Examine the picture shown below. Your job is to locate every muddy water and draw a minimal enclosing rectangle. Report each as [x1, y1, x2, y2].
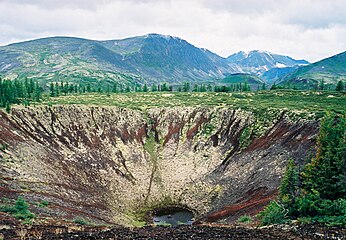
[153, 210, 194, 226]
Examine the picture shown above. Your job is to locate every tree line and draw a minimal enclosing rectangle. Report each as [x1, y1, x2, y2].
[1, 76, 345, 112]
[49, 80, 258, 97]
[271, 79, 345, 92]
[0, 78, 43, 112]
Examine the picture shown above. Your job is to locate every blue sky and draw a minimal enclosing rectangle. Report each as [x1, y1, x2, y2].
[0, 0, 345, 62]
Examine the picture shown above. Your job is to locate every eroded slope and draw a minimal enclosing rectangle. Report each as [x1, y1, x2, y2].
[0, 105, 318, 225]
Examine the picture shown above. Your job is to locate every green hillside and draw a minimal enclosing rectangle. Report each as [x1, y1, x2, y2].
[0, 37, 139, 89]
[280, 51, 346, 88]
[0, 35, 235, 88]
[220, 73, 264, 84]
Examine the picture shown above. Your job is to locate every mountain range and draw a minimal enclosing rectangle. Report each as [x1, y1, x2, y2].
[226, 50, 308, 75]
[278, 51, 346, 88]
[0, 33, 344, 88]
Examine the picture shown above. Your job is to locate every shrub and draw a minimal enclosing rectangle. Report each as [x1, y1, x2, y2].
[297, 194, 346, 220]
[257, 201, 289, 225]
[0, 197, 35, 221]
[237, 215, 253, 223]
[74, 217, 88, 225]
[38, 200, 49, 208]
[296, 191, 321, 217]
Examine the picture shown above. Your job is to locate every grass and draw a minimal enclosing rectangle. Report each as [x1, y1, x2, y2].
[132, 220, 147, 228]
[41, 90, 346, 115]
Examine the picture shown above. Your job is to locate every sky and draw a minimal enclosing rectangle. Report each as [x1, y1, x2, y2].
[0, 0, 346, 62]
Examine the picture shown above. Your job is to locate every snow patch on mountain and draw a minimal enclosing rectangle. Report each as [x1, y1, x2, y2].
[276, 63, 287, 68]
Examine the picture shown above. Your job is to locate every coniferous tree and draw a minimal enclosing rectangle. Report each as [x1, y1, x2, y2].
[151, 84, 158, 92]
[49, 82, 55, 96]
[161, 83, 169, 91]
[106, 85, 110, 94]
[33, 81, 41, 101]
[86, 83, 91, 92]
[303, 113, 346, 200]
[55, 82, 60, 96]
[143, 83, 148, 92]
[183, 82, 190, 92]
[280, 160, 299, 202]
[243, 82, 250, 92]
[320, 79, 325, 91]
[262, 83, 266, 90]
[112, 84, 118, 93]
[335, 80, 345, 92]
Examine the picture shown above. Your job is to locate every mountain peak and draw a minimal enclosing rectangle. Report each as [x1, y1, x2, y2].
[227, 50, 309, 75]
[143, 33, 182, 41]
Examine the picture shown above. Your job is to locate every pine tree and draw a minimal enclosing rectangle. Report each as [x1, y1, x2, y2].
[55, 82, 60, 96]
[143, 83, 148, 92]
[151, 84, 158, 92]
[280, 160, 299, 202]
[86, 84, 91, 92]
[161, 83, 168, 91]
[243, 82, 250, 92]
[33, 81, 41, 101]
[320, 79, 325, 91]
[112, 84, 118, 93]
[335, 80, 345, 92]
[50, 83, 55, 97]
[183, 82, 190, 92]
[262, 83, 266, 90]
[303, 113, 346, 200]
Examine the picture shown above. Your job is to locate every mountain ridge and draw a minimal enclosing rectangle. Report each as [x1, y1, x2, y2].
[227, 50, 309, 76]
[0, 34, 313, 87]
[278, 51, 346, 87]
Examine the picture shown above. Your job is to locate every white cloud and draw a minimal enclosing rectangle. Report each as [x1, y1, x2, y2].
[0, 0, 346, 62]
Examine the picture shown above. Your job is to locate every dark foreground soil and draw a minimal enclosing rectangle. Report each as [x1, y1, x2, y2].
[1, 224, 346, 240]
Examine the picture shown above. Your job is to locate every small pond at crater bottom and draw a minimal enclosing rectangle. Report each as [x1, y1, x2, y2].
[153, 209, 194, 226]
